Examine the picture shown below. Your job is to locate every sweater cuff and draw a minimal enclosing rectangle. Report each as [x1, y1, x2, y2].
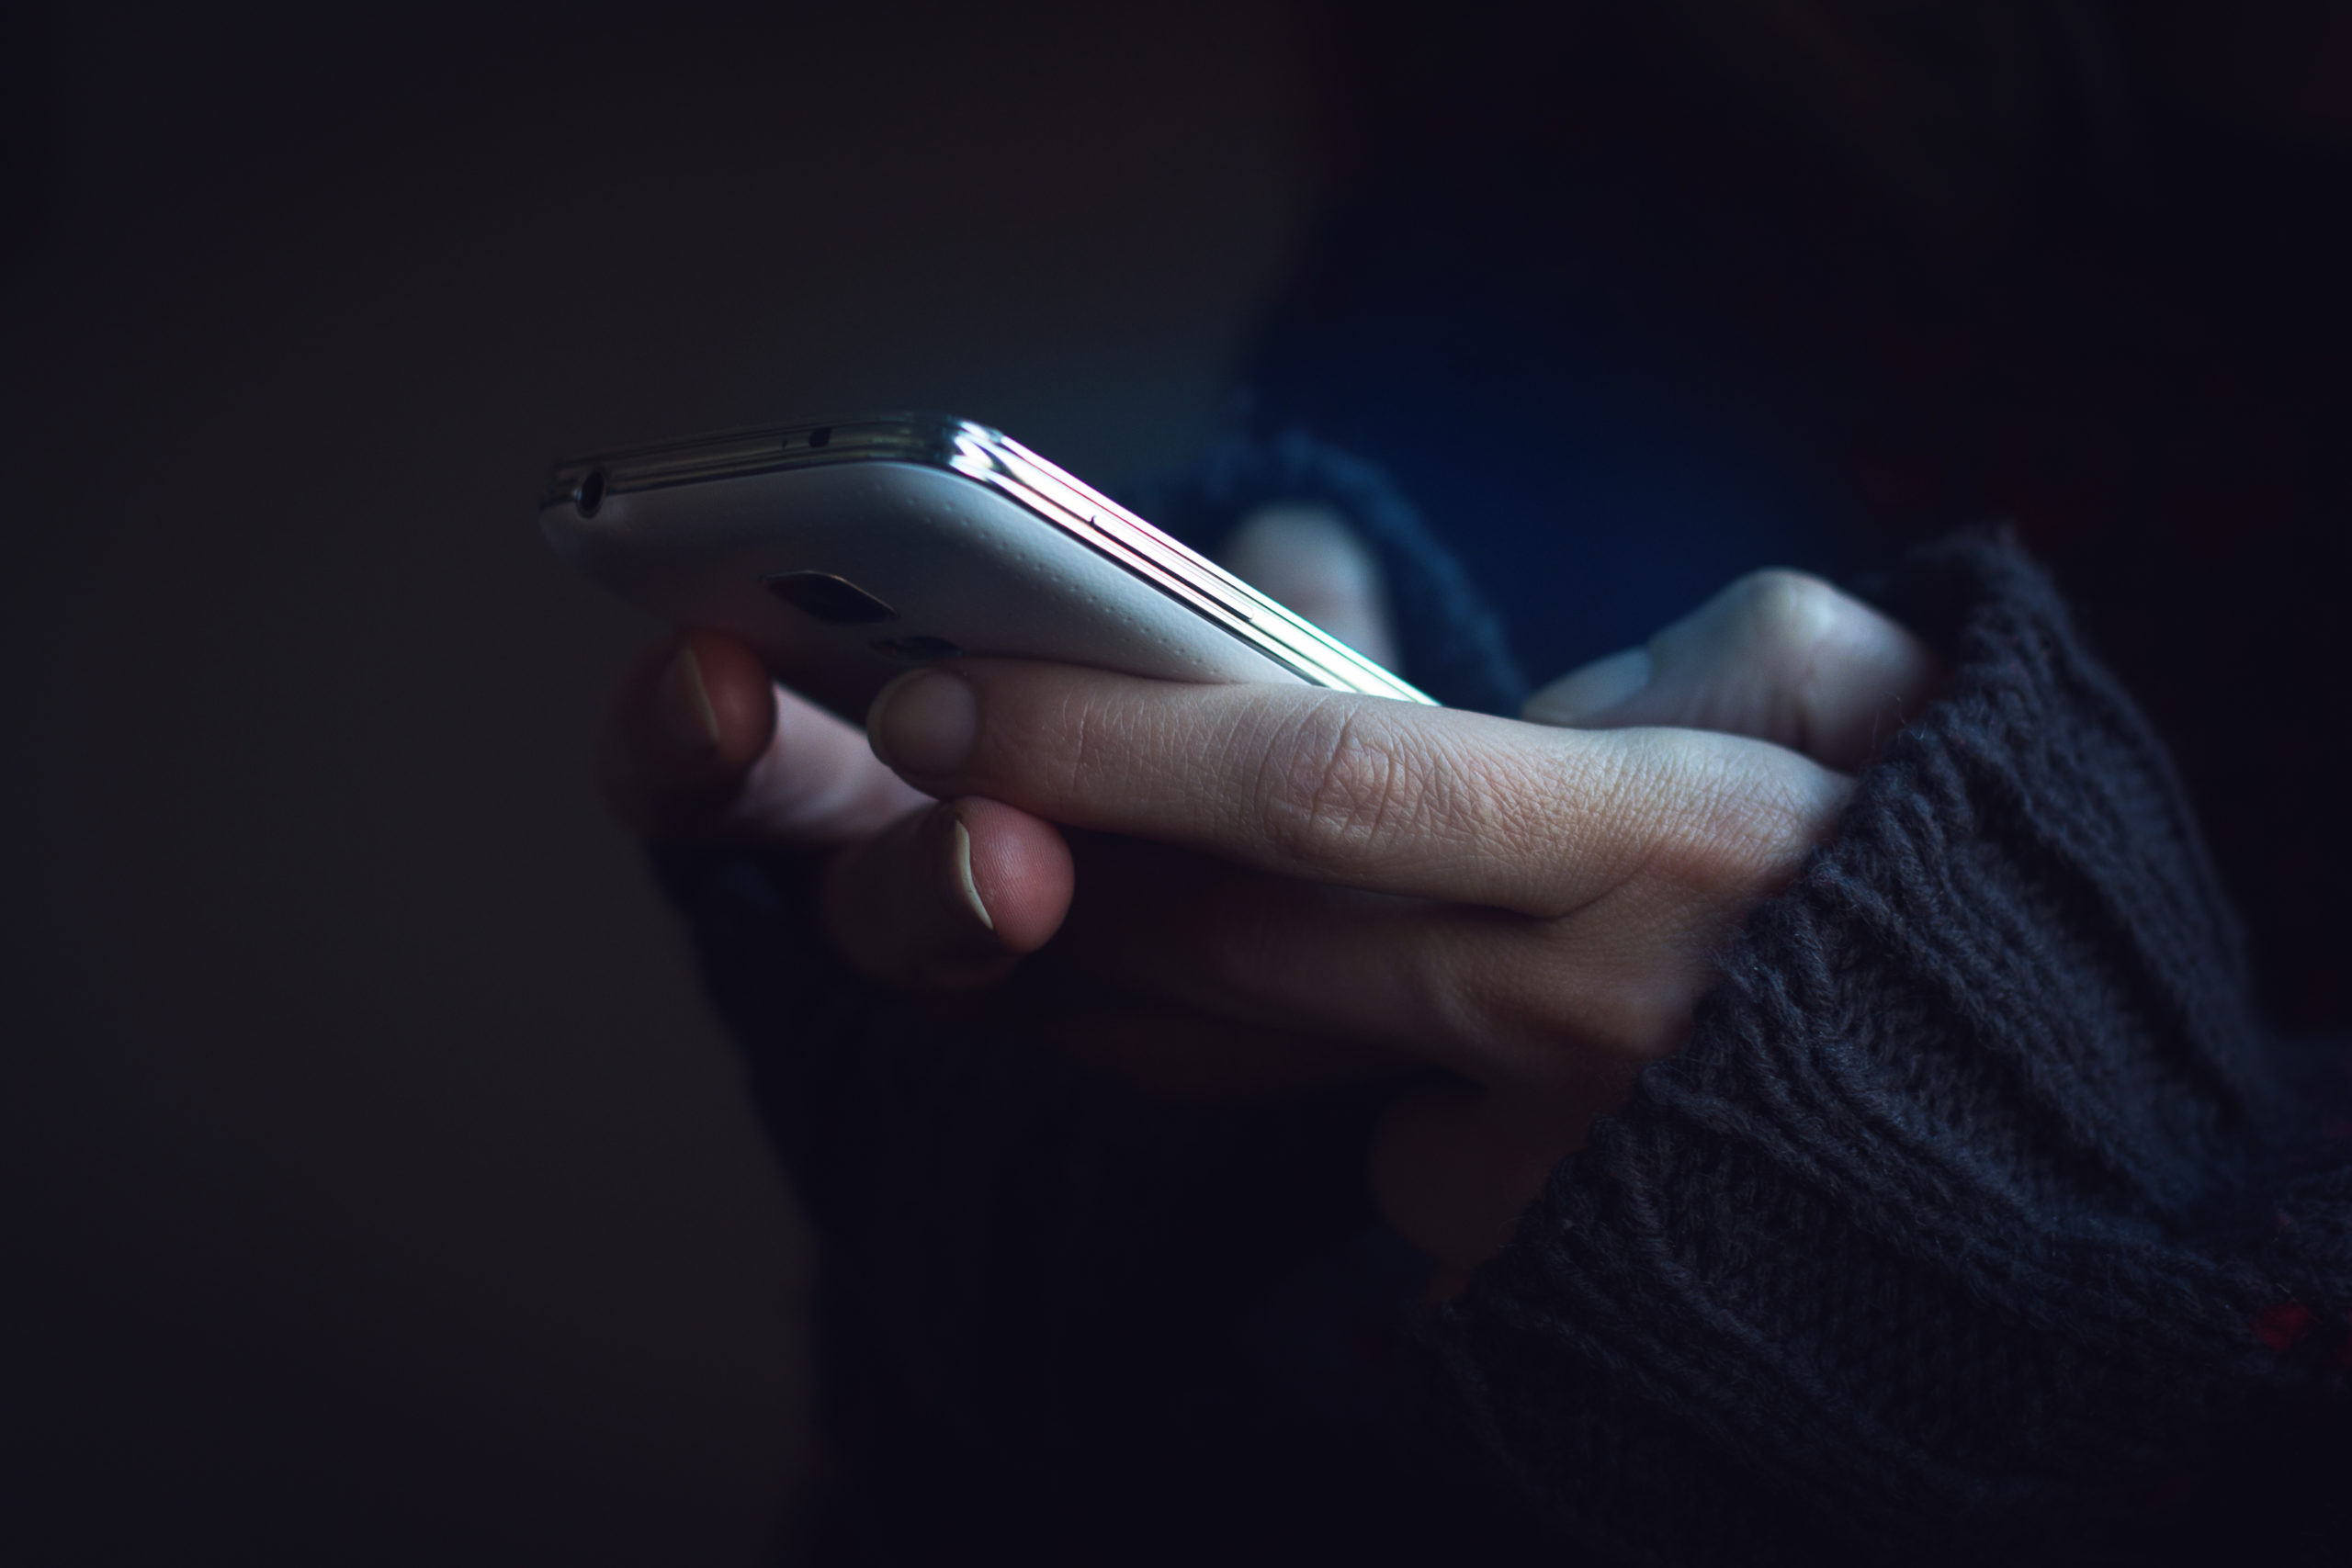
[1430, 534, 2314, 1558]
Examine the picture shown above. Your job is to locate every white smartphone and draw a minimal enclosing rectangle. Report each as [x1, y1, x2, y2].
[538, 412, 1433, 722]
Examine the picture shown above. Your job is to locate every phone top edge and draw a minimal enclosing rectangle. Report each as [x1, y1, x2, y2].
[541, 412, 967, 510]
[542, 412, 1435, 706]
[979, 434, 1433, 707]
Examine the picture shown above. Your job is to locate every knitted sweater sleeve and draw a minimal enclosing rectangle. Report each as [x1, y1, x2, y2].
[1427, 533, 2352, 1562]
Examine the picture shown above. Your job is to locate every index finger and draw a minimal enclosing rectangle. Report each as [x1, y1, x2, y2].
[863, 660, 1838, 916]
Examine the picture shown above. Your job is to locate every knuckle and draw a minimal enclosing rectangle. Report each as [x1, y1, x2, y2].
[1727, 570, 1861, 744]
[1733, 569, 1844, 660]
[1251, 705, 1434, 871]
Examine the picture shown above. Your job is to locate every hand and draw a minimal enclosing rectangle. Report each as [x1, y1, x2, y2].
[596, 505, 1400, 992]
[849, 567, 1940, 1278]
[603, 525, 1941, 1282]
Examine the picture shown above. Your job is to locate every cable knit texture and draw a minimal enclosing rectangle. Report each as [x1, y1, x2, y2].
[653, 441, 2352, 1562]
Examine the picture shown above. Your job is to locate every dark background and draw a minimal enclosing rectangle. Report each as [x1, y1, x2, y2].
[2, 4, 1327, 1561]
[9, 2, 2351, 1562]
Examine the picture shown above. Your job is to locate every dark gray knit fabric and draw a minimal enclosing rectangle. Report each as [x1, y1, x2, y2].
[654, 475, 2352, 1562]
[1427, 534, 2351, 1562]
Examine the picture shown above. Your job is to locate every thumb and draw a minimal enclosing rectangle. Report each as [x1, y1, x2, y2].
[820, 795, 1074, 991]
[1521, 570, 1945, 772]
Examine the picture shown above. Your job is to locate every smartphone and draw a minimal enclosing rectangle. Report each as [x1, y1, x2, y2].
[539, 412, 1432, 721]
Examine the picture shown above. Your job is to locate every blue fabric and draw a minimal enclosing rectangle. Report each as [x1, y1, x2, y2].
[1239, 235, 1870, 685]
[1124, 425, 1527, 715]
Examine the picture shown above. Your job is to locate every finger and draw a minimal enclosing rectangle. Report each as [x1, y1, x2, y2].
[602, 629, 926, 842]
[864, 660, 1843, 916]
[1218, 504, 1399, 668]
[1522, 570, 1946, 772]
[732, 682, 933, 843]
[600, 630, 775, 835]
[1057, 837, 1719, 1078]
[820, 795, 1074, 990]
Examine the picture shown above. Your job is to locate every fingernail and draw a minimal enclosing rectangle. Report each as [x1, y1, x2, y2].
[657, 644, 722, 750]
[948, 817, 994, 931]
[868, 670, 978, 774]
[1522, 647, 1652, 727]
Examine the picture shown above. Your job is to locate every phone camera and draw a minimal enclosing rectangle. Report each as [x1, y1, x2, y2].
[764, 570, 895, 624]
[574, 468, 606, 518]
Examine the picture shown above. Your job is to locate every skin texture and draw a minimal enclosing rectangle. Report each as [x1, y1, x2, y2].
[601, 510, 1944, 1279]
